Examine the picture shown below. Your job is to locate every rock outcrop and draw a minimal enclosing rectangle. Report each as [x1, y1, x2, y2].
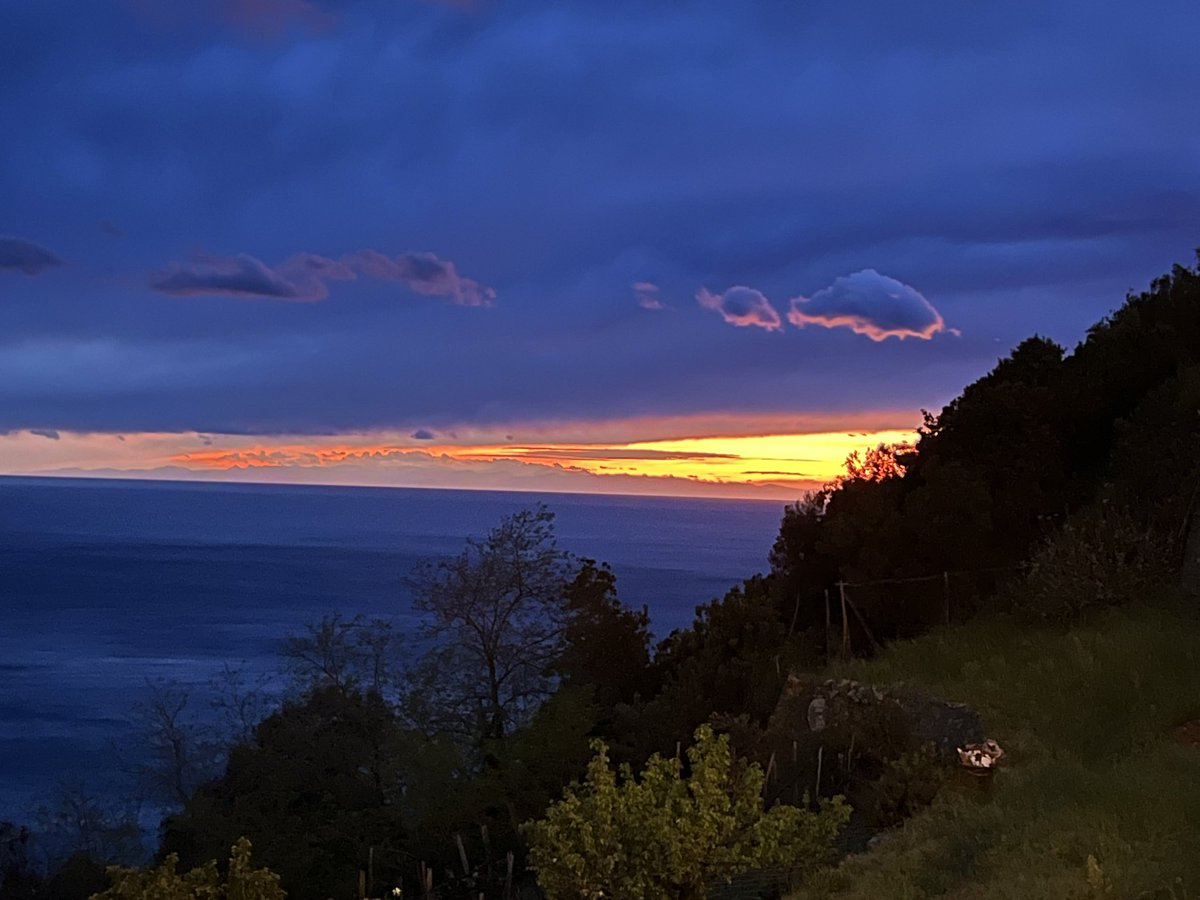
[769, 675, 985, 763]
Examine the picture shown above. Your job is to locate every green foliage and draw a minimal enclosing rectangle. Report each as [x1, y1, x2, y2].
[1019, 505, 1172, 620]
[524, 724, 850, 900]
[91, 838, 282, 900]
[556, 558, 654, 718]
[791, 599, 1200, 900]
[161, 688, 407, 900]
[870, 742, 945, 828]
[618, 576, 809, 763]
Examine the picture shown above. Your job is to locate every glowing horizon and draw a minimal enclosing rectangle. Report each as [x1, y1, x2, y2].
[0, 412, 921, 501]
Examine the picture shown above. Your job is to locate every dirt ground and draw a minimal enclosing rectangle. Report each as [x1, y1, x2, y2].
[1170, 720, 1200, 748]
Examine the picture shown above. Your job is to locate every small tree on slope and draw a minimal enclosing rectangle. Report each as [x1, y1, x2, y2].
[524, 724, 850, 900]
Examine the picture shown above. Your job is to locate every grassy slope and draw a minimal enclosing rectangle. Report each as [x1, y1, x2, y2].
[790, 595, 1200, 900]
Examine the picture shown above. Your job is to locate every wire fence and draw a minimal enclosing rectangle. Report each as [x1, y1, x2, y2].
[786, 563, 1024, 661]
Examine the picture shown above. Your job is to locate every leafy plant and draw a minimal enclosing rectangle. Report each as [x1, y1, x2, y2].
[91, 838, 283, 900]
[1020, 505, 1171, 620]
[871, 742, 946, 827]
[524, 724, 850, 900]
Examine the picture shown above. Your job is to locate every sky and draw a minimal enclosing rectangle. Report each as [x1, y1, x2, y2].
[1, 0, 1198, 500]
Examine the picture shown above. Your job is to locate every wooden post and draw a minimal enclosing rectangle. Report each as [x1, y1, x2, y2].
[814, 745, 823, 801]
[358, 870, 366, 900]
[793, 739, 799, 805]
[943, 571, 951, 626]
[456, 833, 470, 877]
[823, 588, 832, 660]
[505, 851, 514, 900]
[845, 594, 883, 653]
[838, 582, 850, 659]
[368, 846, 374, 899]
[424, 865, 434, 899]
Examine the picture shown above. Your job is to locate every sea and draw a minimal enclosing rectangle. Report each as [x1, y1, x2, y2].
[0, 476, 786, 827]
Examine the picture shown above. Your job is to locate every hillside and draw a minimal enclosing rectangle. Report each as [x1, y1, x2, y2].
[789, 594, 1200, 899]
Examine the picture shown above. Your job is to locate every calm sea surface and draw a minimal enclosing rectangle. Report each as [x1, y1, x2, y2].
[0, 476, 785, 824]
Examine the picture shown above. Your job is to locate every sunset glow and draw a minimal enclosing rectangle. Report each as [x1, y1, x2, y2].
[0, 417, 921, 500]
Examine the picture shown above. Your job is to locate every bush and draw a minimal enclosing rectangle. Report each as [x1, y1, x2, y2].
[871, 742, 946, 827]
[1019, 506, 1171, 620]
[524, 724, 850, 900]
[90, 838, 283, 900]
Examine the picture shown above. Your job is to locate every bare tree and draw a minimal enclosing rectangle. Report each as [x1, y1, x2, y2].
[282, 613, 402, 700]
[124, 681, 220, 810]
[34, 783, 143, 865]
[404, 505, 573, 744]
[208, 664, 278, 746]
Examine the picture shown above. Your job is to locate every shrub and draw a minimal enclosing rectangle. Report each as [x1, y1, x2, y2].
[1020, 506, 1171, 620]
[871, 742, 946, 827]
[524, 724, 850, 900]
[90, 838, 283, 900]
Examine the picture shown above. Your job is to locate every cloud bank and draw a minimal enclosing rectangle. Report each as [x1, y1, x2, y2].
[0, 236, 63, 276]
[151, 253, 349, 300]
[151, 249, 494, 305]
[346, 250, 495, 307]
[788, 270, 947, 341]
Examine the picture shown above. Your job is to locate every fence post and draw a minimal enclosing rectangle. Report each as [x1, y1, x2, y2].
[456, 833, 470, 877]
[837, 582, 850, 659]
[824, 588, 832, 661]
[943, 571, 951, 626]
[792, 740, 799, 804]
[845, 594, 883, 653]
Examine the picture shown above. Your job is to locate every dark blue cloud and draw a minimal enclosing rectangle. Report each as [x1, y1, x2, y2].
[150, 250, 493, 304]
[0, 0, 1196, 435]
[151, 253, 343, 299]
[0, 236, 63, 276]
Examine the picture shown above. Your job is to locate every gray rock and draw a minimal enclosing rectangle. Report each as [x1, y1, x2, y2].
[771, 675, 985, 763]
[806, 696, 827, 732]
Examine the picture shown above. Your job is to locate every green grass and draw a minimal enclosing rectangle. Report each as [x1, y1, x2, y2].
[789, 594, 1200, 900]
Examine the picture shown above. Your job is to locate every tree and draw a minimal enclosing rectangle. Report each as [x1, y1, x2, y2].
[524, 724, 850, 900]
[92, 838, 282, 900]
[838, 442, 911, 485]
[405, 505, 574, 744]
[555, 559, 653, 720]
[282, 613, 401, 701]
[0, 822, 41, 900]
[124, 681, 221, 811]
[160, 688, 408, 900]
[33, 785, 142, 869]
